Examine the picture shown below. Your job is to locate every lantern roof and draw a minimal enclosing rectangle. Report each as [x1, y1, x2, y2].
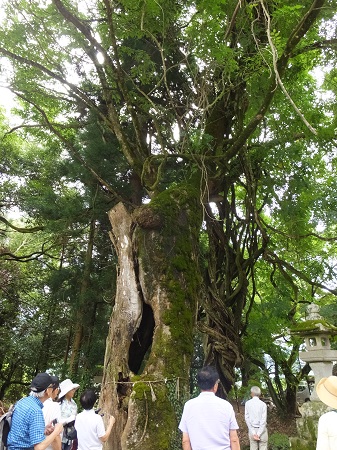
[290, 303, 337, 336]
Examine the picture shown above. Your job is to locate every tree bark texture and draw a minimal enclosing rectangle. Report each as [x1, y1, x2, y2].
[69, 219, 96, 377]
[100, 183, 202, 450]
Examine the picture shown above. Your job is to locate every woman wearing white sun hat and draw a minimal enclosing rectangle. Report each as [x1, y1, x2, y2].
[316, 375, 337, 450]
[58, 379, 80, 450]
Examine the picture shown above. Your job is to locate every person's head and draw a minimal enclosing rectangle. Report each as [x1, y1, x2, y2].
[50, 375, 60, 400]
[316, 376, 337, 409]
[30, 372, 54, 401]
[197, 366, 219, 391]
[58, 379, 80, 402]
[250, 386, 261, 397]
[80, 389, 97, 410]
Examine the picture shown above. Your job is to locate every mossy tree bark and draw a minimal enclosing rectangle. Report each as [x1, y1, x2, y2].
[100, 183, 202, 450]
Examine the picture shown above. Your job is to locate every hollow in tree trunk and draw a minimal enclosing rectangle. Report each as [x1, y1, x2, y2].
[100, 183, 203, 450]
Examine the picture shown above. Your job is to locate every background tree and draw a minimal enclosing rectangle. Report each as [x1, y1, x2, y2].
[0, 118, 115, 397]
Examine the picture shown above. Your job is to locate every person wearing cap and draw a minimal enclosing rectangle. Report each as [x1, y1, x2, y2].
[74, 389, 115, 450]
[58, 379, 79, 450]
[316, 375, 337, 450]
[43, 376, 62, 450]
[7, 373, 63, 450]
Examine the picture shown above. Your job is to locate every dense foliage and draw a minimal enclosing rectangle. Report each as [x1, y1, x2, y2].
[0, 0, 337, 433]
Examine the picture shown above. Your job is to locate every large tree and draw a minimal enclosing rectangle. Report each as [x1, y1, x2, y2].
[1, 0, 337, 447]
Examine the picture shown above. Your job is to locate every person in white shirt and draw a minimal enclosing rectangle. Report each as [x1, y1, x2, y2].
[316, 375, 337, 450]
[178, 366, 240, 450]
[43, 376, 62, 450]
[75, 389, 115, 450]
[244, 386, 268, 450]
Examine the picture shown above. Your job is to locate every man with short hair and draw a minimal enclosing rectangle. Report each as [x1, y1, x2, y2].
[75, 389, 115, 450]
[179, 366, 240, 450]
[244, 386, 268, 450]
[7, 373, 63, 450]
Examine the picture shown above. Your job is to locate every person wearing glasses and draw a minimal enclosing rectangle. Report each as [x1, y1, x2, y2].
[7, 373, 63, 450]
[43, 376, 62, 450]
[179, 366, 241, 450]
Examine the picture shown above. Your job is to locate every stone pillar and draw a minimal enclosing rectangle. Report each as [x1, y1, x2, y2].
[290, 402, 328, 450]
[308, 362, 333, 401]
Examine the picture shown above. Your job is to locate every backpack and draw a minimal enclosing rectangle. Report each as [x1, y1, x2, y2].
[0, 405, 15, 450]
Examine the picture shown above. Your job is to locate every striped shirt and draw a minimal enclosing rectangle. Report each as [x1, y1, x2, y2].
[7, 395, 45, 450]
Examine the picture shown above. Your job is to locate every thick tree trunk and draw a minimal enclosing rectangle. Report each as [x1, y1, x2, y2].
[100, 184, 202, 450]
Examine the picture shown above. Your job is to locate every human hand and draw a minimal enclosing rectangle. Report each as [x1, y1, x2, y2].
[109, 415, 116, 426]
[45, 423, 54, 435]
[54, 423, 64, 434]
[253, 434, 260, 441]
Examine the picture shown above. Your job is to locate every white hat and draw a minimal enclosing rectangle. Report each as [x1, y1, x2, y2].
[59, 379, 79, 398]
[316, 376, 337, 409]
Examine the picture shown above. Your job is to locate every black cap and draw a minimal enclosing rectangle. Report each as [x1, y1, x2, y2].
[31, 373, 52, 392]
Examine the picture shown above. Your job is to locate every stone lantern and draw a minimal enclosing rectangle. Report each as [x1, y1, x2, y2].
[289, 303, 337, 450]
[296, 303, 337, 400]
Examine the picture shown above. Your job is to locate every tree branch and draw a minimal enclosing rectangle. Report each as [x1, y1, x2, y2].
[264, 250, 337, 295]
[12, 90, 123, 201]
[0, 46, 97, 111]
[292, 38, 337, 56]
[0, 246, 58, 262]
[224, 0, 326, 161]
[4, 121, 88, 135]
[0, 217, 44, 233]
[51, 0, 134, 157]
[261, 217, 337, 242]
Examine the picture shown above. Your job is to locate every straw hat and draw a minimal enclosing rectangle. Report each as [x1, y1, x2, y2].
[59, 379, 79, 398]
[316, 376, 337, 409]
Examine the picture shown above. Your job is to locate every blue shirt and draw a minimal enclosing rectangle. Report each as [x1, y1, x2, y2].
[7, 395, 46, 450]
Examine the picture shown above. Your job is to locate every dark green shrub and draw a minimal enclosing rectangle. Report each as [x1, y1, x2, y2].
[269, 433, 290, 450]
